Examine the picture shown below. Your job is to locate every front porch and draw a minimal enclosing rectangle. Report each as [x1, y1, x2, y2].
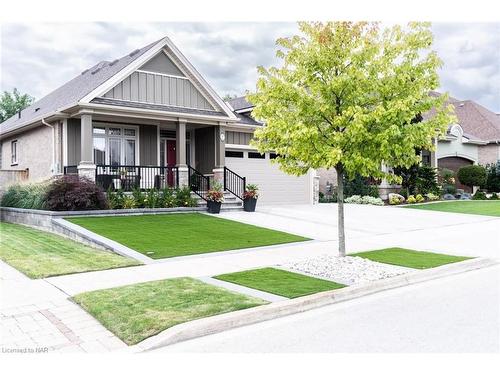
[63, 113, 246, 200]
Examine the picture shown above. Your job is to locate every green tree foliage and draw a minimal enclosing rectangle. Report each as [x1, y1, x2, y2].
[457, 165, 487, 189]
[0, 88, 35, 123]
[248, 22, 455, 255]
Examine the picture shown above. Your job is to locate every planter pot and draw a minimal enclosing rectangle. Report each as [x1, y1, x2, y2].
[243, 197, 257, 212]
[207, 200, 222, 214]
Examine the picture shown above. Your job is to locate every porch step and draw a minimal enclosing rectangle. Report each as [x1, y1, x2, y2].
[191, 191, 243, 211]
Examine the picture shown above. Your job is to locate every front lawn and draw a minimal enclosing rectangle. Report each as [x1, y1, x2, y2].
[404, 200, 500, 217]
[351, 248, 472, 269]
[0, 222, 139, 278]
[215, 267, 346, 298]
[67, 213, 309, 259]
[73, 277, 267, 345]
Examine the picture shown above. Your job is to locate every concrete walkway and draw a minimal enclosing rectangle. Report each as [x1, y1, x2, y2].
[0, 262, 126, 353]
[45, 204, 500, 295]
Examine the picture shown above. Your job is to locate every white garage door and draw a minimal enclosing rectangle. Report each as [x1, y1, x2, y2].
[225, 149, 313, 205]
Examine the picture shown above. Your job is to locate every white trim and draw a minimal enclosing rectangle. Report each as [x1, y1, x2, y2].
[438, 153, 478, 163]
[135, 69, 189, 80]
[95, 97, 221, 115]
[62, 118, 68, 167]
[225, 143, 257, 151]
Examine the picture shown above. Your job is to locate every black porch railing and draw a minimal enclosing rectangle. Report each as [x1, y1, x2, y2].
[94, 165, 179, 192]
[224, 166, 246, 200]
[188, 165, 210, 201]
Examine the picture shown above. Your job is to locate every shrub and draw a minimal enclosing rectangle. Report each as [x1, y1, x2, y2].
[426, 192, 439, 201]
[176, 187, 198, 207]
[488, 193, 499, 200]
[343, 174, 379, 198]
[1, 182, 48, 209]
[415, 194, 425, 203]
[472, 191, 487, 200]
[319, 193, 337, 203]
[439, 168, 455, 185]
[132, 188, 146, 208]
[345, 195, 383, 205]
[160, 188, 177, 208]
[407, 195, 416, 204]
[442, 184, 457, 195]
[45, 175, 108, 211]
[344, 195, 362, 204]
[107, 188, 125, 209]
[388, 193, 405, 205]
[484, 162, 500, 192]
[145, 189, 161, 208]
[122, 196, 137, 209]
[415, 166, 440, 195]
[457, 165, 487, 189]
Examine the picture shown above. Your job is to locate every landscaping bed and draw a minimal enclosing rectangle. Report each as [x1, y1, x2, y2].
[73, 277, 267, 345]
[0, 222, 139, 278]
[403, 200, 500, 217]
[214, 267, 346, 298]
[67, 213, 309, 259]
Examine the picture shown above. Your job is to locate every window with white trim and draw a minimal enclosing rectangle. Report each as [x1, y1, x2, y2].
[11, 140, 18, 165]
[92, 124, 139, 166]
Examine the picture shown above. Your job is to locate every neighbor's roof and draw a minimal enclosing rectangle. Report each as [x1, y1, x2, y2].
[426, 92, 500, 142]
[0, 40, 160, 134]
[227, 96, 254, 112]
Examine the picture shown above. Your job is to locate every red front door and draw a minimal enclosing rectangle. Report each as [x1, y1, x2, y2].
[166, 140, 176, 186]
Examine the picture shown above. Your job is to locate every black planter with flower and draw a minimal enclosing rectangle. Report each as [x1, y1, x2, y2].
[242, 184, 259, 212]
[206, 182, 224, 214]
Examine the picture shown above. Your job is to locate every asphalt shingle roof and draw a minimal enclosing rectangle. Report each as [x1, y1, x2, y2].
[227, 96, 253, 112]
[0, 39, 160, 134]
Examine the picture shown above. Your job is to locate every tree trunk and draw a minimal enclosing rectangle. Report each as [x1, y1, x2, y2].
[336, 164, 346, 257]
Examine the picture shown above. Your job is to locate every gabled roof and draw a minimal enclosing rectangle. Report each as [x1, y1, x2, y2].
[227, 96, 254, 112]
[0, 39, 159, 134]
[426, 92, 500, 143]
[1, 36, 237, 136]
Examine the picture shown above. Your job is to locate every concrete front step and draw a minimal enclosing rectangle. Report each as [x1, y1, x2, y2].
[192, 191, 243, 211]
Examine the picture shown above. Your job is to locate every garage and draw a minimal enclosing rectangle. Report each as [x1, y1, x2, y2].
[225, 149, 313, 205]
[438, 156, 474, 192]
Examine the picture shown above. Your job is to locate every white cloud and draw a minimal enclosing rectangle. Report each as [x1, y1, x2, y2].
[1, 22, 498, 112]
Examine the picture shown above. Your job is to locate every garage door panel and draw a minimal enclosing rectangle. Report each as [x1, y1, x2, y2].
[226, 155, 311, 205]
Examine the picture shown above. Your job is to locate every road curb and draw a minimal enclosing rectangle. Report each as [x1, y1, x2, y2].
[129, 257, 498, 352]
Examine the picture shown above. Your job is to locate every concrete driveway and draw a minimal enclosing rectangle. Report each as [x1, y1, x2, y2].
[219, 203, 500, 259]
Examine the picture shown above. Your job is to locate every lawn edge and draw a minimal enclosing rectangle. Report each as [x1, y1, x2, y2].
[125, 257, 498, 352]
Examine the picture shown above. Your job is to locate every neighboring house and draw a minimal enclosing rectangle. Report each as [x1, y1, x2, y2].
[0, 37, 317, 205]
[318, 93, 500, 197]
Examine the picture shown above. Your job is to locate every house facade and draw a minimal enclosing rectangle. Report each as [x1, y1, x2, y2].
[0, 37, 318, 205]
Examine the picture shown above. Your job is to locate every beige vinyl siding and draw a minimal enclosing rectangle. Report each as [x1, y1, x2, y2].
[103, 71, 214, 110]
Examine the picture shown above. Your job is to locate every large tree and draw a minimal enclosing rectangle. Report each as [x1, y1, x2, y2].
[248, 22, 455, 256]
[0, 88, 34, 123]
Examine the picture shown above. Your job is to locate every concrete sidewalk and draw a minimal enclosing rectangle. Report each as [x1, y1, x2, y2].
[0, 262, 126, 353]
[45, 204, 500, 295]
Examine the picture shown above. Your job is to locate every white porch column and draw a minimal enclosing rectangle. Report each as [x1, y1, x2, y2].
[176, 119, 188, 187]
[212, 122, 226, 185]
[78, 113, 96, 181]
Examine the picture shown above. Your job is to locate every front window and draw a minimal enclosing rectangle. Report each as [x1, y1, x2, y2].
[92, 124, 138, 166]
[11, 140, 17, 165]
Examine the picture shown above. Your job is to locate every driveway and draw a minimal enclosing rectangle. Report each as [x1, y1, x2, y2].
[46, 203, 499, 295]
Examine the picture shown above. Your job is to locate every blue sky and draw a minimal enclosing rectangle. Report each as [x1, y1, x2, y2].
[1, 22, 499, 112]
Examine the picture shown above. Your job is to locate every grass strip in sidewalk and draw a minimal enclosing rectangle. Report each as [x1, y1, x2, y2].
[214, 267, 346, 299]
[351, 247, 472, 269]
[73, 277, 267, 345]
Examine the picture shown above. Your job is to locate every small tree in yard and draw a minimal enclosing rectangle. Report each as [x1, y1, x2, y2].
[457, 165, 487, 191]
[0, 88, 34, 123]
[248, 22, 455, 256]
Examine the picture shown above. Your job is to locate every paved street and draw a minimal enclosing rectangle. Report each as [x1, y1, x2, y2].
[157, 264, 500, 353]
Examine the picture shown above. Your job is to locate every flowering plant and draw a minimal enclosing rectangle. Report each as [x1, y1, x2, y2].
[243, 184, 259, 200]
[207, 182, 224, 203]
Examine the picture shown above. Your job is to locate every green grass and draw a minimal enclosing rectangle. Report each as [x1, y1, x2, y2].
[73, 277, 267, 345]
[0, 222, 139, 278]
[67, 213, 309, 259]
[215, 267, 346, 298]
[404, 200, 500, 217]
[351, 247, 472, 269]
